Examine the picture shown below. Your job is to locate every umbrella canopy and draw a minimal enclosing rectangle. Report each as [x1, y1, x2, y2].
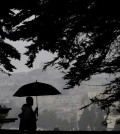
[13, 81, 61, 117]
[13, 81, 61, 97]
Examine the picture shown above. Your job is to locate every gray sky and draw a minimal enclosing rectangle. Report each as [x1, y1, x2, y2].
[5, 39, 56, 73]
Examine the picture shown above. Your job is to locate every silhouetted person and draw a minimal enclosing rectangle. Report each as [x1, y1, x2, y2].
[18, 96, 38, 132]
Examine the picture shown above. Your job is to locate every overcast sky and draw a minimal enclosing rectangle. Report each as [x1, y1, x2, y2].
[5, 39, 56, 73]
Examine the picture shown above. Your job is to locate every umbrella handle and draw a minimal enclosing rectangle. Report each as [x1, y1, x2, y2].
[36, 96, 38, 116]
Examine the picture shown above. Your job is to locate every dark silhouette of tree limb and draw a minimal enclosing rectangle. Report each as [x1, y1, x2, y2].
[1, 0, 120, 125]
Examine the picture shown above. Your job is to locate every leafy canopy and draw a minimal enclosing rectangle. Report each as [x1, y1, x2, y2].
[1, 0, 120, 124]
[3, 0, 120, 87]
[0, 0, 21, 74]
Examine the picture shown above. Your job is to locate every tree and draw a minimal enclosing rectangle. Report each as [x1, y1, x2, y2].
[92, 106, 106, 131]
[2, 0, 120, 86]
[78, 107, 90, 131]
[1, 0, 120, 125]
[37, 109, 71, 130]
[0, 0, 21, 75]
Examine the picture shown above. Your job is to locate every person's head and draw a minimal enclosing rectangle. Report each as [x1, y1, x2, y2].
[26, 96, 33, 106]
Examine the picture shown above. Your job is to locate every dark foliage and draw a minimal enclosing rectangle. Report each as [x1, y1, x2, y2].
[1, 0, 120, 126]
[0, 0, 21, 74]
[2, 0, 120, 87]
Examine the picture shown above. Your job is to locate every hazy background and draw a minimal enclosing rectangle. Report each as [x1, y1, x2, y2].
[0, 40, 114, 130]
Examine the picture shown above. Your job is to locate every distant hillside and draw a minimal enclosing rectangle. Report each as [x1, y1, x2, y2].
[0, 68, 110, 101]
[0, 67, 66, 101]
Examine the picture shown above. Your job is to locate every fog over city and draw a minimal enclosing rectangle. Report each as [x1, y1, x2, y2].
[0, 39, 116, 131]
[1, 0, 120, 132]
[0, 41, 112, 130]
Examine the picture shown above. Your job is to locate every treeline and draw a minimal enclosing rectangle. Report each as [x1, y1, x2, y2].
[37, 109, 71, 131]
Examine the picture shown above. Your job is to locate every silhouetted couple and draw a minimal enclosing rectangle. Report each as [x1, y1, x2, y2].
[18, 96, 38, 132]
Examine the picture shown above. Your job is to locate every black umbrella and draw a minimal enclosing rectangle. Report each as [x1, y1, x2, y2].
[13, 80, 61, 111]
